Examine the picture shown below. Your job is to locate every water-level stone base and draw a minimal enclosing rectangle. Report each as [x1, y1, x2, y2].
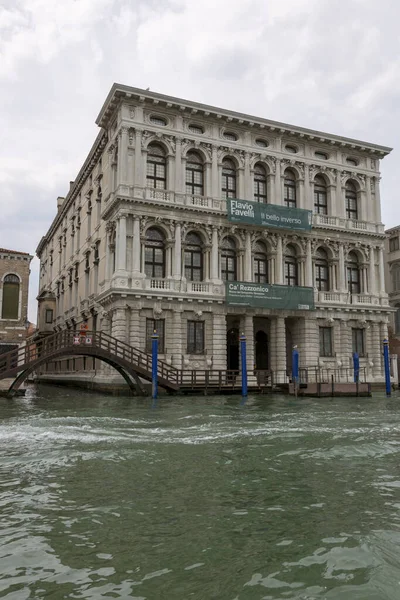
[34, 373, 150, 396]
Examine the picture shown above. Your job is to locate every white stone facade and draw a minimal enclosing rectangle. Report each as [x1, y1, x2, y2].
[385, 226, 400, 336]
[36, 84, 392, 382]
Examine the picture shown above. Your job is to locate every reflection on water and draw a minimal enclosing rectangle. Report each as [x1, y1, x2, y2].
[1, 386, 400, 599]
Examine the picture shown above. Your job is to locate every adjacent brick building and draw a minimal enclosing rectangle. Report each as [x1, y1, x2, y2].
[0, 248, 33, 354]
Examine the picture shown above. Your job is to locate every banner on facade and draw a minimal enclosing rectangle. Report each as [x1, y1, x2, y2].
[227, 199, 312, 231]
[226, 281, 315, 310]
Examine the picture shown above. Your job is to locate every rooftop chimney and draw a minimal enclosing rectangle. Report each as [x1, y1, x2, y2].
[57, 196, 65, 212]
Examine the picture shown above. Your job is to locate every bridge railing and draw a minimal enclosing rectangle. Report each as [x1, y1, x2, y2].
[0, 330, 179, 386]
[178, 370, 241, 389]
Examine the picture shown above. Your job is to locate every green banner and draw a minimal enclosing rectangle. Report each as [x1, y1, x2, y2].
[226, 281, 315, 311]
[227, 198, 312, 231]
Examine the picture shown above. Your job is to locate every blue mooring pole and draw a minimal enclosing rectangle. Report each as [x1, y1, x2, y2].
[151, 330, 159, 400]
[240, 333, 248, 398]
[292, 346, 299, 397]
[353, 352, 360, 383]
[383, 338, 391, 397]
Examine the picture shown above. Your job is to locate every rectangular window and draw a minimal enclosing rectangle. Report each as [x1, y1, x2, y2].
[346, 196, 358, 220]
[352, 328, 365, 356]
[285, 261, 298, 286]
[187, 321, 205, 354]
[389, 237, 399, 252]
[146, 319, 165, 353]
[45, 309, 54, 324]
[319, 327, 333, 357]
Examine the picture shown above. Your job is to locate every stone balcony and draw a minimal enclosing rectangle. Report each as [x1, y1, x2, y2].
[312, 214, 385, 235]
[315, 290, 389, 307]
[105, 185, 384, 235]
[98, 276, 389, 309]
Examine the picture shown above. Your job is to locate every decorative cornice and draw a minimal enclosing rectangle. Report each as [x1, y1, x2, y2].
[96, 84, 392, 157]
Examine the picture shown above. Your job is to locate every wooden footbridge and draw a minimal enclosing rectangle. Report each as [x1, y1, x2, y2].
[0, 330, 254, 397]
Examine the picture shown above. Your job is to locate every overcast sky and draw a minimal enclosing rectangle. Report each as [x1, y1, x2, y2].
[1, 0, 400, 321]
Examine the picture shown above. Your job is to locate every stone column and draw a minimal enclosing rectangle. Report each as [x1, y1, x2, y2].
[111, 307, 127, 343]
[212, 312, 226, 370]
[134, 129, 143, 186]
[365, 176, 372, 222]
[244, 153, 252, 199]
[329, 261, 337, 291]
[338, 243, 346, 292]
[132, 216, 142, 277]
[371, 322, 382, 379]
[369, 246, 376, 296]
[129, 308, 141, 349]
[116, 215, 127, 272]
[118, 128, 129, 185]
[165, 242, 172, 278]
[205, 161, 212, 197]
[304, 165, 311, 211]
[275, 236, 283, 284]
[378, 246, 386, 294]
[362, 266, 368, 294]
[105, 229, 111, 281]
[305, 239, 313, 287]
[238, 167, 245, 198]
[211, 226, 220, 282]
[298, 179, 305, 209]
[171, 310, 183, 369]
[211, 146, 219, 197]
[244, 231, 252, 282]
[173, 223, 182, 279]
[298, 258, 306, 287]
[275, 160, 282, 205]
[175, 138, 182, 193]
[244, 314, 255, 371]
[275, 316, 286, 382]
[374, 177, 382, 223]
[101, 312, 112, 336]
[269, 254, 275, 284]
[336, 174, 344, 218]
[381, 320, 389, 343]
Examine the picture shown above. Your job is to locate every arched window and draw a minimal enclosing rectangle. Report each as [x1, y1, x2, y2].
[284, 170, 296, 208]
[315, 247, 329, 291]
[221, 158, 236, 199]
[146, 143, 167, 189]
[253, 241, 268, 283]
[184, 232, 203, 281]
[345, 181, 358, 220]
[284, 244, 298, 286]
[221, 237, 237, 281]
[314, 175, 328, 215]
[185, 152, 204, 196]
[145, 228, 165, 278]
[347, 251, 360, 294]
[1, 274, 20, 319]
[253, 163, 267, 203]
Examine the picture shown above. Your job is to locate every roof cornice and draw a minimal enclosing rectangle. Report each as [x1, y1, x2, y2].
[96, 83, 392, 157]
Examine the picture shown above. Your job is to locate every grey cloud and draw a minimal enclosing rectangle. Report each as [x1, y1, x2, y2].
[1, 0, 400, 321]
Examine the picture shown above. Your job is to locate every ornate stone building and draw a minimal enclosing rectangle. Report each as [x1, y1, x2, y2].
[385, 226, 400, 340]
[0, 248, 33, 354]
[36, 84, 392, 383]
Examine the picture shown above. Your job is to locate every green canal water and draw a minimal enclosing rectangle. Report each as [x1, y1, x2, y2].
[2, 388, 400, 599]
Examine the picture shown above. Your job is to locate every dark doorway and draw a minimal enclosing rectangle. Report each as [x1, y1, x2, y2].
[227, 328, 239, 371]
[255, 330, 269, 370]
